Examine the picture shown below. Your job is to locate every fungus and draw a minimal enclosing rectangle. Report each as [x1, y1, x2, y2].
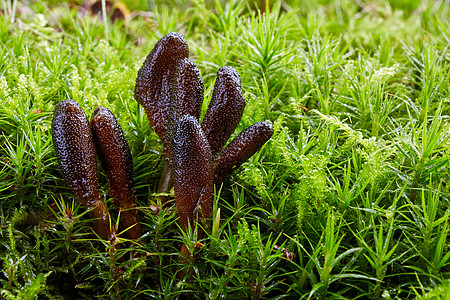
[165, 57, 204, 159]
[172, 115, 213, 242]
[52, 100, 111, 241]
[91, 106, 142, 240]
[135, 33, 274, 258]
[134, 32, 189, 140]
[169, 67, 272, 258]
[201, 66, 246, 157]
[134, 33, 204, 201]
[214, 121, 274, 185]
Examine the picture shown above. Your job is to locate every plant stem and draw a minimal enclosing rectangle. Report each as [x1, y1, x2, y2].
[410, 158, 424, 203]
[102, 0, 109, 42]
[10, 0, 17, 24]
[156, 160, 173, 206]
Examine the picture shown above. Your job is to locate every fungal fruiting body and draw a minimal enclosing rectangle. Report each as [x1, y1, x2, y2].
[165, 57, 204, 159]
[134, 33, 198, 200]
[201, 66, 246, 157]
[214, 121, 274, 185]
[91, 106, 142, 240]
[52, 100, 111, 241]
[134, 33, 274, 258]
[172, 115, 213, 253]
[134, 32, 189, 141]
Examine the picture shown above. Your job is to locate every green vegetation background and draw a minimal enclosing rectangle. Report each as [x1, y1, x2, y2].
[0, 0, 449, 299]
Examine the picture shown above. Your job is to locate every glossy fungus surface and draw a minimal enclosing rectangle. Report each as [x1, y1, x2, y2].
[172, 115, 213, 231]
[91, 106, 142, 240]
[134, 32, 189, 140]
[214, 121, 274, 184]
[91, 106, 135, 201]
[201, 66, 246, 157]
[164, 57, 204, 159]
[51, 100, 110, 240]
[52, 100, 100, 200]
[172, 58, 204, 121]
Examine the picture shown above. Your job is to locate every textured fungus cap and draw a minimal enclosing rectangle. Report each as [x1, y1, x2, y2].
[214, 121, 274, 184]
[201, 66, 246, 157]
[91, 106, 142, 240]
[52, 100, 111, 240]
[164, 57, 204, 159]
[172, 58, 204, 121]
[91, 106, 134, 200]
[134, 32, 189, 140]
[52, 99, 101, 201]
[172, 115, 213, 231]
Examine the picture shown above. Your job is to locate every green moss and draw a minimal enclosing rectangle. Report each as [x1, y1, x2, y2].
[0, 0, 449, 298]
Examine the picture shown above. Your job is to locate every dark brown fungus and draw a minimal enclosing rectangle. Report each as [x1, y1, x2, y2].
[172, 115, 213, 239]
[51, 100, 111, 241]
[156, 58, 204, 202]
[135, 33, 192, 203]
[214, 121, 274, 185]
[91, 106, 142, 240]
[164, 57, 204, 159]
[201, 66, 246, 157]
[134, 32, 189, 140]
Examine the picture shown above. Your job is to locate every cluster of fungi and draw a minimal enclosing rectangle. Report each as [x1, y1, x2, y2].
[52, 32, 273, 259]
